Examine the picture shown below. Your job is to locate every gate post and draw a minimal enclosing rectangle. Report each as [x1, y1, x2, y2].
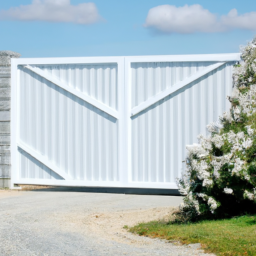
[0, 51, 20, 188]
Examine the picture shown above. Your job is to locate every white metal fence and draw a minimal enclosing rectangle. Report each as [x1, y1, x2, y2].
[11, 54, 240, 189]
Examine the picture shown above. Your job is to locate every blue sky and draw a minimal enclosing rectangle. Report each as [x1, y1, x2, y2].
[0, 0, 256, 57]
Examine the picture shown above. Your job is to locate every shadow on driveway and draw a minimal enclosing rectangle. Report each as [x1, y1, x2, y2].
[18, 185, 181, 196]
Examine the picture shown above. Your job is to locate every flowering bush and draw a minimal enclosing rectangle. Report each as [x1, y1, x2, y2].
[176, 37, 256, 222]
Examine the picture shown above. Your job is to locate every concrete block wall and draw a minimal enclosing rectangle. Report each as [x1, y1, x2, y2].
[0, 51, 20, 188]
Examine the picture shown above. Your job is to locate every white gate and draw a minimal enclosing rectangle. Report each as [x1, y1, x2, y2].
[11, 54, 240, 189]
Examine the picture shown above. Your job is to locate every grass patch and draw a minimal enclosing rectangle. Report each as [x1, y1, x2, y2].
[0, 187, 10, 190]
[128, 215, 256, 256]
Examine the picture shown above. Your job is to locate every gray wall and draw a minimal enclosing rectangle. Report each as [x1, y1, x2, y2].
[0, 51, 20, 188]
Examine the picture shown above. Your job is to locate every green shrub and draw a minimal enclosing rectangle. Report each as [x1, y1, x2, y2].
[176, 37, 256, 222]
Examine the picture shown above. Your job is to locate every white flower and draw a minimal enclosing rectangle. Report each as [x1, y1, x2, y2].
[186, 192, 201, 214]
[197, 193, 207, 201]
[211, 154, 233, 178]
[240, 40, 256, 61]
[246, 126, 254, 136]
[231, 144, 242, 153]
[237, 132, 245, 140]
[244, 190, 254, 200]
[177, 176, 190, 196]
[222, 111, 232, 123]
[207, 122, 222, 134]
[194, 200, 200, 214]
[231, 88, 240, 99]
[211, 135, 224, 148]
[243, 106, 251, 116]
[196, 161, 210, 180]
[191, 159, 198, 170]
[232, 158, 244, 176]
[251, 62, 256, 73]
[211, 160, 222, 178]
[222, 153, 233, 162]
[237, 90, 256, 117]
[227, 131, 237, 144]
[229, 132, 249, 153]
[197, 170, 210, 181]
[186, 144, 207, 158]
[198, 135, 212, 151]
[208, 197, 218, 212]
[178, 184, 190, 196]
[233, 62, 247, 84]
[202, 179, 213, 187]
[242, 138, 253, 149]
[244, 174, 251, 181]
[233, 107, 241, 120]
[224, 188, 233, 194]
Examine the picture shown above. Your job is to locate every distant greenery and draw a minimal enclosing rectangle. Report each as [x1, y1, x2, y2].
[129, 215, 256, 256]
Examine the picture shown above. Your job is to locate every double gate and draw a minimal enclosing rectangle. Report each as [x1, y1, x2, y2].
[11, 54, 240, 189]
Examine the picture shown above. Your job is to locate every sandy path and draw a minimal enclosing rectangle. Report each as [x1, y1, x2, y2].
[56, 207, 176, 245]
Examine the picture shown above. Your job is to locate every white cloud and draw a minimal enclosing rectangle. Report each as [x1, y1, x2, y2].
[0, 0, 102, 24]
[144, 4, 256, 34]
[221, 9, 256, 31]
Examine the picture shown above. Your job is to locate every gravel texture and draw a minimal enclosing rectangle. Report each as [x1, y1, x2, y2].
[0, 189, 215, 256]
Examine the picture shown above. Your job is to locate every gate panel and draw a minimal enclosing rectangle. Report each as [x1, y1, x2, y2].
[130, 63, 233, 185]
[12, 57, 124, 186]
[18, 65, 118, 181]
[125, 55, 239, 189]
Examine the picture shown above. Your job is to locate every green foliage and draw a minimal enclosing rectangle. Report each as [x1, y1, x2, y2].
[176, 37, 256, 222]
[129, 215, 256, 256]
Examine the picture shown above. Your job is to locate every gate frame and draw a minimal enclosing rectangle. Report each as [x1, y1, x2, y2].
[11, 53, 241, 189]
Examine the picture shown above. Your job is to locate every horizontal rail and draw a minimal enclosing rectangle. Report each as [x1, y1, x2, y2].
[12, 53, 241, 65]
[13, 56, 123, 65]
[131, 62, 226, 116]
[24, 65, 119, 119]
[18, 141, 71, 180]
[125, 53, 240, 63]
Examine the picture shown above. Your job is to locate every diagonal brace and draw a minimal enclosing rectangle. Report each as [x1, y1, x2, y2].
[18, 141, 71, 180]
[131, 62, 226, 116]
[24, 65, 119, 119]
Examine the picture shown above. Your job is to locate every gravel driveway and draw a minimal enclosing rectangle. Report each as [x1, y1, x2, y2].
[0, 189, 215, 256]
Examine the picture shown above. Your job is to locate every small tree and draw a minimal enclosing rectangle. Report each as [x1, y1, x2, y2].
[176, 37, 256, 222]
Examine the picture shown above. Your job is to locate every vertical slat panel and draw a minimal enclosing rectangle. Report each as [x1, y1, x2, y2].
[131, 61, 216, 108]
[131, 62, 234, 183]
[18, 63, 119, 182]
[36, 63, 118, 110]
